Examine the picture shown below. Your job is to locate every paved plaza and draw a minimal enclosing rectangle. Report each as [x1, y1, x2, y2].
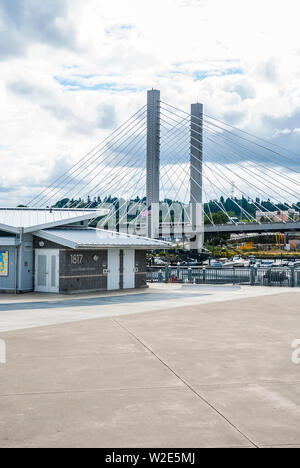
[0, 285, 300, 448]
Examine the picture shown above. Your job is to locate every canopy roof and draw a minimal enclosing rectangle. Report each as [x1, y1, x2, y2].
[0, 209, 106, 234]
[35, 228, 171, 250]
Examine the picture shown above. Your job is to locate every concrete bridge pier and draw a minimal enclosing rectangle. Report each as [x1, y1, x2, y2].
[190, 102, 204, 253]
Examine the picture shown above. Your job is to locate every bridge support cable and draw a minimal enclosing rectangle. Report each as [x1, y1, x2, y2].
[87, 125, 193, 231]
[159, 114, 191, 199]
[92, 118, 193, 230]
[201, 125, 300, 197]
[200, 121, 300, 193]
[50, 126, 148, 217]
[66, 149, 147, 214]
[161, 116, 211, 230]
[162, 102, 300, 190]
[192, 121, 300, 199]
[73, 103, 189, 233]
[162, 100, 299, 221]
[203, 113, 300, 159]
[197, 129, 300, 216]
[161, 131, 241, 226]
[29, 105, 147, 207]
[161, 101, 300, 170]
[29, 114, 147, 209]
[202, 168, 257, 223]
[160, 143, 219, 227]
[157, 121, 190, 203]
[159, 123, 191, 226]
[160, 106, 268, 225]
[61, 127, 147, 208]
[202, 134, 300, 218]
[161, 100, 300, 180]
[189, 138, 293, 224]
[160, 120, 250, 226]
[202, 163, 277, 224]
[202, 115, 300, 168]
[51, 131, 147, 211]
[28, 91, 300, 239]
[187, 128, 299, 221]
[196, 124, 300, 212]
[159, 113, 191, 197]
[95, 114, 206, 233]
[197, 116, 300, 180]
[52, 119, 147, 209]
[164, 129, 283, 226]
[203, 187, 216, 226]
[33, 108, 146, 207]
[89, 154, 190, 233]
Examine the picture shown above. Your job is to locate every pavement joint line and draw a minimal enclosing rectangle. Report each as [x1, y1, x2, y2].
[260, 443, 300, 447]
[193, 380, 300, 387]
[6, 352, 149, 358]
[0, 385, 184, 398]
[113, 317, 259, 449]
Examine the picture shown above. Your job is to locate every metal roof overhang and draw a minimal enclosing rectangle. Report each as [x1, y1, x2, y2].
[0, 210, 107, 234]
[0, 223, 19, 235]
[0, 237, 18, 246]
[23, 212, 104, 234]
[34, 229, 171, 250]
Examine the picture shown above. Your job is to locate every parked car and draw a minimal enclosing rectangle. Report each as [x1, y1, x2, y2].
[211, 261, 223, 269]
[288, 261, 300, 268]
[154, 257, 167, 266]
[181, 259, 198, 266]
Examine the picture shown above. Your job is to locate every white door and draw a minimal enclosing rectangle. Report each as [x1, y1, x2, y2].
[35, 249, 59, 293]
[123, 250, 135, 289]
[107, 249, 120, 291]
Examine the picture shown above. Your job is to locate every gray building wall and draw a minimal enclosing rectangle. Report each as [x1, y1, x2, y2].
[0, 234, 34, 293]
[60, 249, 108, 294]
[33, 236, 148, 293]
[135, 250, 147, 289]
[0, 246, 16, 293]
[18, 234, 33, 292]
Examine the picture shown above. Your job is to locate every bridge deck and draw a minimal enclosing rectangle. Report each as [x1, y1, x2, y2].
[204, 222, 300, 234]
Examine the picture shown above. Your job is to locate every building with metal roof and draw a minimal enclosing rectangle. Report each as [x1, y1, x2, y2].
[0, 209, 170, 294]
[0, 208, 105, 234]
[35, 228, 168, 250]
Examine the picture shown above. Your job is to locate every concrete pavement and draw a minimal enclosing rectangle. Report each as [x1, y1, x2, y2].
[0, 283, 298, 332]
[0, 287, 300, 447]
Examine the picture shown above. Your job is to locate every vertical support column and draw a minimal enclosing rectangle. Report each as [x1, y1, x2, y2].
[190, 102, 204, 253]
[147, 89, 160, 239]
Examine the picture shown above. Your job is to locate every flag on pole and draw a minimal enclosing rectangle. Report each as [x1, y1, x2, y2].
[141, 206, 152, 218]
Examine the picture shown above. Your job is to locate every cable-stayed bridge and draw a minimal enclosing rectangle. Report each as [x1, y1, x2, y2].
[29, 89, 300, 252]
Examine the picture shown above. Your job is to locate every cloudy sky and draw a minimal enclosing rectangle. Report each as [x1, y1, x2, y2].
[0, 0, 300, 206]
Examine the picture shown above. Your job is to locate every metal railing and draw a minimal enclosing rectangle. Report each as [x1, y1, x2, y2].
[147, 266, 300, 287]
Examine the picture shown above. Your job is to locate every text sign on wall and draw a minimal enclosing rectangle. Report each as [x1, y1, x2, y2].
[0, 251, 9, 277]
[70, 254, 84, 265]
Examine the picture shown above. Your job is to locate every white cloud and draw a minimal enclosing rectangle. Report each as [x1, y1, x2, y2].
[0, 0, 300, 206]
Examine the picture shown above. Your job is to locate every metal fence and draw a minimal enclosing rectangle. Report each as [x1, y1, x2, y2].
[147, 266, 300, 287]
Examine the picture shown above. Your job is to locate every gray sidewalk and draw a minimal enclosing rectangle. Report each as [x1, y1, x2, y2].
[0, 290, 300, 447]
[0, 283, 297, 332]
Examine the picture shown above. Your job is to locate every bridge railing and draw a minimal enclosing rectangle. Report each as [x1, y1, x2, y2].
[147, 266, 300, 288]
